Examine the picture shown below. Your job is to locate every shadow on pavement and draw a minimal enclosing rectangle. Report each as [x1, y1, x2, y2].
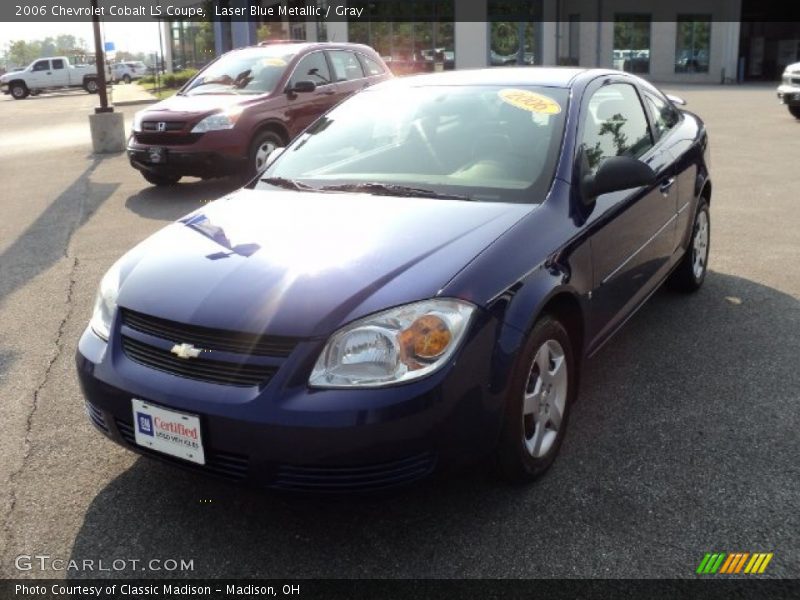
[0, 159, 119, 306]
[125, 178, 243, 222]
[67, 272, 800, 578]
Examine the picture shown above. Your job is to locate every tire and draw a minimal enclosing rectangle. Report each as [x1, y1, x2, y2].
[10, 82, 28, 100]
[789, 105, 800, 119]
[122, 74, 131, 84]
[141, 172, 181, 186]
[667, 199, 710, 292]
[247, 130, 285, 179]
[497, 315, 578, 483]
[84, 78, 99, 94]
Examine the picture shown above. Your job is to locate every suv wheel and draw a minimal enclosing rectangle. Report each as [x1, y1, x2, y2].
[10, 82, 29, 100]
[789, 106, 800, 119]
[248, 130, 284, 178]
[122, 74, 132, 84]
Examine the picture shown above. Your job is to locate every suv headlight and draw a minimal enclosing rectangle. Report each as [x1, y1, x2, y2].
[132, 110, 145, 133]
[309, 299, 476, 388]
[191, 107, 243, 133]
[89, 261, 122, 341]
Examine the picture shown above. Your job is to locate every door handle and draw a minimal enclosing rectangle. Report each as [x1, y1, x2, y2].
[659, 177, 675, 195]
[321, 89, 335, 96]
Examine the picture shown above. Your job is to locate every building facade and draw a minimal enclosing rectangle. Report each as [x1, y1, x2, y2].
[162, 0, 800, 82]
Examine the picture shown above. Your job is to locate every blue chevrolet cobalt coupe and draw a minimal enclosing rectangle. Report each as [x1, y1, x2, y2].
[77, 68, 711, 491]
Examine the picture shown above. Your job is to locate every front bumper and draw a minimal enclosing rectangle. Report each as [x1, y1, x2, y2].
[128, 145, 246, 179]
[75, 314, 505, 492]
[776, 84, 800, 105]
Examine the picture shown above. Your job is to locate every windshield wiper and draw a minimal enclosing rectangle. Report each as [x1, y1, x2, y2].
[317, 182, 471, 201]
[260, 176, 319, 192]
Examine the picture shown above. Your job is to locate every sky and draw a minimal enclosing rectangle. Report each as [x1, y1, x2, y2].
[0, 21, 164, 57]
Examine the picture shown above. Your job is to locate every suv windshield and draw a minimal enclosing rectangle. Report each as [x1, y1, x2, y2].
[258, 84, 568, 203]
[183, 47, 297, 96]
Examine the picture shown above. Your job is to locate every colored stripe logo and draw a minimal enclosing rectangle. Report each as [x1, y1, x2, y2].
[696, 552, 773, 574]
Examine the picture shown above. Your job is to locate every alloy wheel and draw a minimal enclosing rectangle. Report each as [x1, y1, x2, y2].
[692, 209, 709, 280]
[522, 339, 568, 458]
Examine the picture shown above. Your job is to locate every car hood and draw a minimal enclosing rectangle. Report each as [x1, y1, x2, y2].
[785, 61, 800, 72]
[116, 189, 532, 339]
[140, 93, 259, 117]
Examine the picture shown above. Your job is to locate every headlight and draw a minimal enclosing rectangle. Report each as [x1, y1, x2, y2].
[89, 261, 122, 341]
[191, 108, 243, 133]
[132, 110, 144, 133]
[309, 299, 476, 388]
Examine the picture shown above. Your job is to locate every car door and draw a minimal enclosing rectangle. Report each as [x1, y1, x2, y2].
[327, 49, 368, 102]
[49, 58, 69, 87]
[579, 80, 678, 344]
[284, 51, 339, 136]
[28, 59, 51, 89]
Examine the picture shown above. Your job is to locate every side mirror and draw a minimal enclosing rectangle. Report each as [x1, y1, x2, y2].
[289, 80, 316, 94]
[581, 156, 656, 204]
[666, 93, 686, 106]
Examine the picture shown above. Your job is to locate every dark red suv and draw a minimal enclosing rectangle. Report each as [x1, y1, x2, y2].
[127, 42, 392, 186]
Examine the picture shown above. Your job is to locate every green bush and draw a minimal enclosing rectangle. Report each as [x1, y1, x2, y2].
[139, 75, 155, 85]
[162, 69, 198, 89]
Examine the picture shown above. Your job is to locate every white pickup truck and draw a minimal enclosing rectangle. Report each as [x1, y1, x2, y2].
[777, 61, 800, 119]
[0, 56, 109, 99]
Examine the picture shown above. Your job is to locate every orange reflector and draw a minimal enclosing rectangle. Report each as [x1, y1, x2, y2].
[400, 315, 451, 360]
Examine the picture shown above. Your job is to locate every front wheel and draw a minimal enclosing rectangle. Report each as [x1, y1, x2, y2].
[247, 130, 284, 179]
[10, 83, 28, 100]
[789, 105, 800, 119]
[141, 172, 181, 187]
[497, 315, 577, 483]
[84, 78, 99, 94]
[667, 199, 710, 292]
[122, 74, 131, 84]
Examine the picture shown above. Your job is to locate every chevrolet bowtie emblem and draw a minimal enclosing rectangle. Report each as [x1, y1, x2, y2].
[170, 343, 202, 359]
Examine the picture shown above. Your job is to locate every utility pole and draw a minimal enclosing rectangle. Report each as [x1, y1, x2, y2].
[91, 0, 112, 113]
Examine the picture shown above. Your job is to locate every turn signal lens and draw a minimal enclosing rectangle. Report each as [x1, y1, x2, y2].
[400, 315, 452, 360]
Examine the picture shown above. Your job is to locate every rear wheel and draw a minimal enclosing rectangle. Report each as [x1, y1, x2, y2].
[497, 315, 577, 482]
[667, 199, 710, 292]
[789, 105, 800, 119]
[122, 74, 132, 84]
[10, 82, 28, 100]
[141, 172, 181, 187]
[84, 78, 99, 94]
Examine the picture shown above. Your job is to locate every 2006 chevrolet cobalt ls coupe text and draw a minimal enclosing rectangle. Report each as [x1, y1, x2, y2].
[77, 68, 711, 491]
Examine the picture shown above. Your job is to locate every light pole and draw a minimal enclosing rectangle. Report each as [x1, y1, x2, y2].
[90, 0, 111, 113]
[87, 0, 125, 152]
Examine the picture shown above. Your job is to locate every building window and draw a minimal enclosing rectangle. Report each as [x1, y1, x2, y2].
[347, 1, 455, 75]
[675, 16, 711, 73]
[613, 14, 651, 74]
[567, 14, 580, 65]
[489, 0, 542, 66]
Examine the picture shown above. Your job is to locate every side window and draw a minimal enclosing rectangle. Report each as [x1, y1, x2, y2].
[359, 55, 385, 77]
[288, 52, 331, 88]
[328, 50, 364, 82]
[580, 83, 653, 173]
[52, 59, 65, 70]
[644, 92, 680, 140]
[32, 60, 50, 72]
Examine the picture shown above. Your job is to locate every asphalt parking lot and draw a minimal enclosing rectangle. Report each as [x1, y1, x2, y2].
[0, 83, 798, 579]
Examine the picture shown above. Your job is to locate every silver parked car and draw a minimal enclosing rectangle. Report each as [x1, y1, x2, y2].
[777, 61, 800, 119]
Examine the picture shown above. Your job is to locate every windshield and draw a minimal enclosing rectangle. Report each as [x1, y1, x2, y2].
[183, 47, 296, 96]
[257, 84, 568, 203]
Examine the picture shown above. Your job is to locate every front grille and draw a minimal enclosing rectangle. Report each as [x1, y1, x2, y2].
[132, 132, 201, 146]
[121, 309, 297, 357]
[270, 453, 437, 492]
[142, 121, 186, 131]
[121, 336, 277, 387]
[115, 419, 249, 480]
[85, 401, 109, 433]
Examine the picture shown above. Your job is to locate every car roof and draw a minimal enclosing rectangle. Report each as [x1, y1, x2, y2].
[242, 41, 379, 56]
[370, 67, 617, 89]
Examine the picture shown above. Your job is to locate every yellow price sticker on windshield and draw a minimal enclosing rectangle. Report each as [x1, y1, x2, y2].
[261, 58, 287, 67]
[498, 89, 562, 115]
